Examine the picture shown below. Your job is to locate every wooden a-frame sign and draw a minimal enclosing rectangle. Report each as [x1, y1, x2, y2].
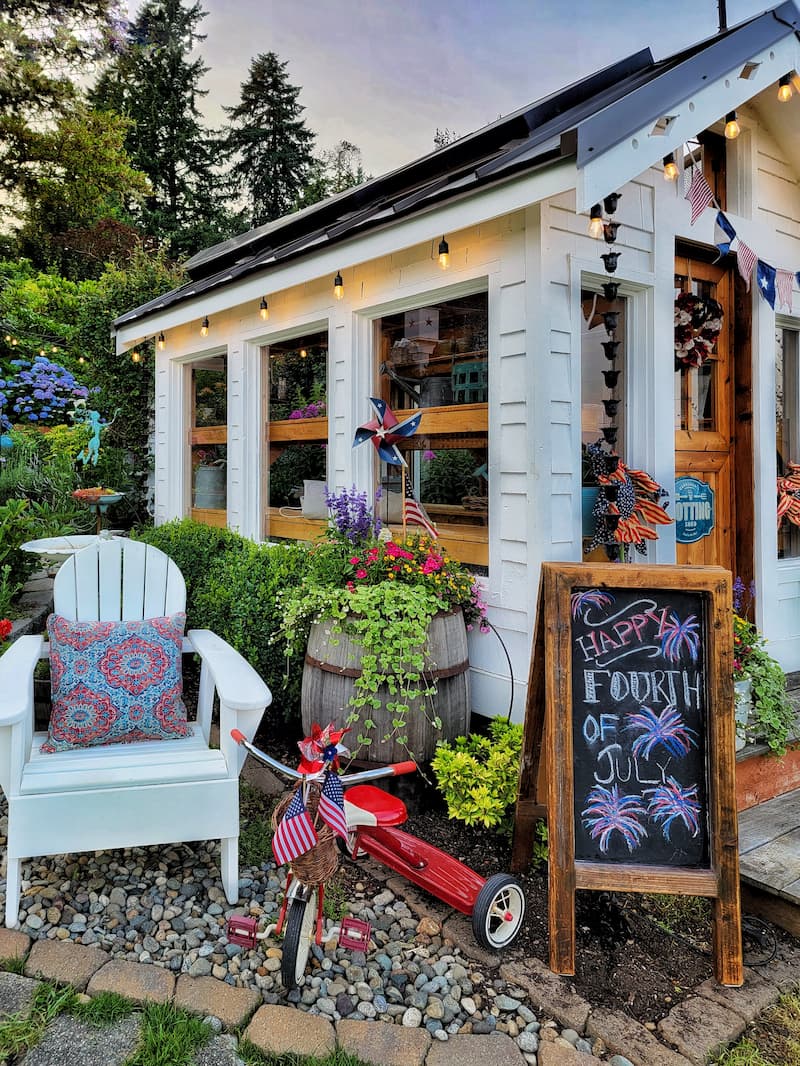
[512, 562, 743, 986]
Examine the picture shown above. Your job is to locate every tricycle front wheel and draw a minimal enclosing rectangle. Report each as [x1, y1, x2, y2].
[472, 873, 525, 951]
[281, 889, 318, 989]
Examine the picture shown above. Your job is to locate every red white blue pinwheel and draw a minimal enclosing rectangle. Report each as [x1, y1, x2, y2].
[353, 398, 422, 467]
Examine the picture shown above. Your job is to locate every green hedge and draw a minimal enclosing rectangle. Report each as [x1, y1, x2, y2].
[133, 519, 308, 718]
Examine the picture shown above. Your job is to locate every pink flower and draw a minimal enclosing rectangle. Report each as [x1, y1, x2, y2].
[423, 449, 437, 461]
[355, 569, 368, 579]
[349, 557, 360, 565]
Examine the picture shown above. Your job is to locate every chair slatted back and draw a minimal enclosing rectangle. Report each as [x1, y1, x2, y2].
[54, 539, 186, 622]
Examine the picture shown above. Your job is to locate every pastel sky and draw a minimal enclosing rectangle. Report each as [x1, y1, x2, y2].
[132, 0, 770, 177]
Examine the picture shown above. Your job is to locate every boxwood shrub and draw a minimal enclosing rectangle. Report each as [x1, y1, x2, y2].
[133, 520, 309, 717]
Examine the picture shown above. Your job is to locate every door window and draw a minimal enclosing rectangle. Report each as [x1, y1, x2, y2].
[777, 326, 800, 559]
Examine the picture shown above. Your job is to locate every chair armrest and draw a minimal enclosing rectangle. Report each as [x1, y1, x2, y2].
[186, 629, 272, 713]
[0, 635, 44, 726]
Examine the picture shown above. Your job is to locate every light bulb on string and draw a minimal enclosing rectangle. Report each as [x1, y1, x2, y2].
[724, 111, 740, 139]
[778, 75, 794, 102]
[438, 236, 450, 269]
[259, 297, 269, 321]
[131, 349, 141, 363]
[200, 316, 210, 336]
[157, 332, 166, 350]
[663, 153, 679, 181]
[588, 204, 604, 239]
[333, 272, 344, 300]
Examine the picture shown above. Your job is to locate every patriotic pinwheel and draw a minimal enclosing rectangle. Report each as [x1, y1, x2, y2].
[353, 398, 422, 466]
[297, 721, 350, 772]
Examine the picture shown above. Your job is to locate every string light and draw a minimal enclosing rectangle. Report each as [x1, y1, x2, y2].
[200, 316, 210, 336]
[663, 153, 679, 181]
[333, 272, 344, 300]
[724, 111, 740, 139]
[259, 297, 269, 321]
[299, 348, 307, 358]
[778, 74, 794, 102]
[588, 204, 604, 239]
[438, 236, 450, 269]
[157, 332, 166, 350]
[131, 349, 141, 363]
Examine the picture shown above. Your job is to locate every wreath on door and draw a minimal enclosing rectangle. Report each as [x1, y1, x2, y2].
[674, 291, 724, 369]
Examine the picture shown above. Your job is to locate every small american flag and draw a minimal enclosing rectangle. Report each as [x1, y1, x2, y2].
[776, 269, 794, 311]
[272, 786, 317, 867]
[685, 169, 715, 226]
[318, 771, 348, 840]
[404, 479, 438, 538]
[736, 241, 757, 290]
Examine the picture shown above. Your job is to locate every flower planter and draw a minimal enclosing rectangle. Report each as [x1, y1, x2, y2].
[301, 608, 470, 763]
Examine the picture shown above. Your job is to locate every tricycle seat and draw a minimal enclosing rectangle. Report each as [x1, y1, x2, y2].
[344, 784, 407, 827]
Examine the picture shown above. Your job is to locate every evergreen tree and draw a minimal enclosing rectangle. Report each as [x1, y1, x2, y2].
[90, 0, 237, 257]
[298, 140, 370, 210]
[224, 52, 315, 228]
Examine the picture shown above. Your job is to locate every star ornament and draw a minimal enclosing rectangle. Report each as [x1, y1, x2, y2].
[353, 397, 422, 466]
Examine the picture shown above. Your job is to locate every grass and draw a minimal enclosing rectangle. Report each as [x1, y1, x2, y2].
[239, 780, 277, 867]
[0, 981, 77, 1061]
[715, 989, 800, 1066]
[321, 873, 349, 923]
[72, 990, 135, 1028]
[239, 1044, 371, 1066]
[124, 1002, 211, 1066]
[0, 956, 26, 974]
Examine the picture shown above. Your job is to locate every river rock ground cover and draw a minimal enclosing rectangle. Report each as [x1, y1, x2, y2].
[254, 709, 799, 1029]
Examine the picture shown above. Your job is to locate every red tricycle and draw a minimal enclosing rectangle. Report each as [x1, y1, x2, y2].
[229, 728, 526, 988]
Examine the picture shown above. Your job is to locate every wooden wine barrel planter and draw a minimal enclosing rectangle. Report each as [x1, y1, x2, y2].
[301, 608, 470, 763]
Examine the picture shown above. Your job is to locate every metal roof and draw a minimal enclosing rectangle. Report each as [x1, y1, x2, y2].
[115, 1, 800, 331]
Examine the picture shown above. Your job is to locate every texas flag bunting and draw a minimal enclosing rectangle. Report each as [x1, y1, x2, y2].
[756, 260, 777, 309]
[713, 211, 737, 258]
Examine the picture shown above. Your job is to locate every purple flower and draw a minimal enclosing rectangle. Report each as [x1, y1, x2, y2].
[423, 449, 437, 461]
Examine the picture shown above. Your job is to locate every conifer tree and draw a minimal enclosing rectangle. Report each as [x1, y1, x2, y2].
[223, 52, 315, 228]
[91, 0, 237, 257]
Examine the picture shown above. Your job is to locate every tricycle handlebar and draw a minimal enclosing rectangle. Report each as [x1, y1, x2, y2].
[230, 730, 417, 785]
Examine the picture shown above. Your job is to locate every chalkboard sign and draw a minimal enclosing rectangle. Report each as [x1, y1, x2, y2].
[571, 586, 709, 867]
[512, 562, 743, 987]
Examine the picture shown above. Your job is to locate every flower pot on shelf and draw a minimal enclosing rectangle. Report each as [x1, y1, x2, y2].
[301, 608, 470, 764]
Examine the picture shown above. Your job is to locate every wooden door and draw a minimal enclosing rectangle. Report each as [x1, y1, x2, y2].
[674, 257, 735, 569]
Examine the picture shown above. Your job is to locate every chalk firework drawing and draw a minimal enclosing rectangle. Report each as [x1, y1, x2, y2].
[570, 589, 614, 621]
[645, 778, 702, 840]
[627, 705, 698, 759]
[659, 612, 700, 663]
[581, 784, 648, 853]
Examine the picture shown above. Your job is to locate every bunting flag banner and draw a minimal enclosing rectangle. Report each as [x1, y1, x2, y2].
[271, 786, 317, 866]
[714, 211, 737, 258]
[776, 270, 794, 312]
[796, 271, 800, 291]
[736, 241, 757, 290]
[756, 261, 777, 309]
[685, 169, 715, 226]
[403, 479, 438, 538]
[318, 770, 348, 840]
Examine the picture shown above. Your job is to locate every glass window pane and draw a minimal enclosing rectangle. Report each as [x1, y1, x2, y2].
[378, 293, 488, 411]
[192, 444, 226, 510]
[269, 443, 327, 509]
[268, 331, 327, 422]
[674, 275, 719, 433]
[193, 356, 227, 427]
[777, 327, 800, 559]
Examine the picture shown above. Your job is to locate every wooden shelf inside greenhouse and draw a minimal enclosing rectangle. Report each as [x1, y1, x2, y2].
[190, 507, 227, 528]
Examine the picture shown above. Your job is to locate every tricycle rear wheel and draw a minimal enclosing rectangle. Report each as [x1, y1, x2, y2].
[472, 873, 525, 951]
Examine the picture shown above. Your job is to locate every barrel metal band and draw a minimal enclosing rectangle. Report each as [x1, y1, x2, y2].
[304, 653, 469, 682]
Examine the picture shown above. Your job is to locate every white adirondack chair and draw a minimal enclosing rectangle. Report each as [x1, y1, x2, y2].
[0, 538, 272, 928]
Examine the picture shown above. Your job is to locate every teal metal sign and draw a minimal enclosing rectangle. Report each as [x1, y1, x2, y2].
[675, 476, 715, 544]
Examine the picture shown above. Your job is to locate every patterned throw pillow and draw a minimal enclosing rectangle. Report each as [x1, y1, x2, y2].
[42, 613, 190, 753]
